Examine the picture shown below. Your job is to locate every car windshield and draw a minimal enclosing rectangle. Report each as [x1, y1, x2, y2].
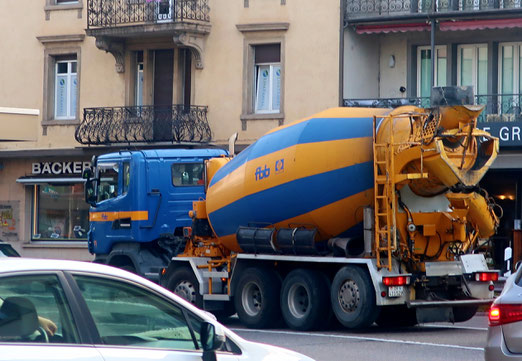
[0, 244, 19, 257]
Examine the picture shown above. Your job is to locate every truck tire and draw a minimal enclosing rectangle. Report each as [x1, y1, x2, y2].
[234, 267, 281, 329]
[166, 267, 203, 308]
[281, 269, 331, 331]
[331, 266, 378, 329]
[376, 306, 417, 328]
[452, 305, 478, 323]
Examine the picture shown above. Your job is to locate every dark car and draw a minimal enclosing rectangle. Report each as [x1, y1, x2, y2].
[0, 242, 19, 257]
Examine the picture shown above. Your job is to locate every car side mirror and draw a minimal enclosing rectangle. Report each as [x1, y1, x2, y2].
[200, 321, 226, 361]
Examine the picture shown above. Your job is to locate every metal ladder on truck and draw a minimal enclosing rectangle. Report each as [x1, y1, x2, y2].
[372, 115, 397, 271]
[372, 113, 429, 271]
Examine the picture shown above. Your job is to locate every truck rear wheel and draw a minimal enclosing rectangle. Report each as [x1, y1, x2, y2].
[234, 267, 281, 329]
[331, 266, 378, 329]
[281, 269, 331, 331]
[166, 266, 203, 308]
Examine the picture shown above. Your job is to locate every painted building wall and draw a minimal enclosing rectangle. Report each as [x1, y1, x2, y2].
[0, 0, 342, 260]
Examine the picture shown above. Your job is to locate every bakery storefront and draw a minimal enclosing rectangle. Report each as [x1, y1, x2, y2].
[12, 158, 93, 260]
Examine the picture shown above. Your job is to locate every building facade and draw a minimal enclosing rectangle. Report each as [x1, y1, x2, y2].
[0, 0, 342, 260]
[343, 0, 522, 271]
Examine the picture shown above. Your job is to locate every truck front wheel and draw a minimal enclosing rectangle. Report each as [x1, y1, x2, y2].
[281, 269, 331, 331]
[331, 266, 379, 329]
[166, 267, 203, 308]
[234, 267, 281, 329]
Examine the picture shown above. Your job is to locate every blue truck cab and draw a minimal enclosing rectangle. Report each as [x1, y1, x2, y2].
[83, 148, 228, 281]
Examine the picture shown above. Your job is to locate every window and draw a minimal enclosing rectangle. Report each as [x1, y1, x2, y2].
[33, 184, 89, 241]
[254, 44, 281, 113]
[416, 46, 447, 97]
[97, 162, 120, 202]
[0, 274, 79, 344]
[499, 43, 522, 115]
[55, 58, 77, 120]
[135, 52, 144, 107]
[172, 163, 204, 186]
[73, 275, 199, 350]
[122, 162, 131, 195]
[457, 44, 488, 96]
[39, 36, 82, 124]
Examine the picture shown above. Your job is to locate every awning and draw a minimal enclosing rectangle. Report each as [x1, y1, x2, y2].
[439, 18, 522, 31]
[356, 22, 430, 34]
[16, 177, 85, 185]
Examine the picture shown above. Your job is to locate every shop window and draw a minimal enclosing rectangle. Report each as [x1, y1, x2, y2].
[172, 163, 204, 186]
[33, 184, 89, 241]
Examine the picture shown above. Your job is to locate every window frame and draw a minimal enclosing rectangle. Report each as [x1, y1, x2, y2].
[456, 43, 488, 96]
[44, 0, 83, 20]
[416, 45, 448, 97]
[0, 271, 83, 345]
[68, 272, 202, 351]
[238, 24, 288, 126]
[54, 59, 78, 120]
[42, 45, 82, 126]
[31, 183, 90, 242]
[499, 42, 522, 95]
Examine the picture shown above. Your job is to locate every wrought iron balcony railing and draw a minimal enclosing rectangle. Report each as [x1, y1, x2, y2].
[75, 104, 211, 145]
[344, 93, 522, 123]
[87, 0, 210, 29]
[345, 0, 522, 20]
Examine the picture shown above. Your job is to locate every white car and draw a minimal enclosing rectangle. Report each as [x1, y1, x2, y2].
[0, 258, 313, 361]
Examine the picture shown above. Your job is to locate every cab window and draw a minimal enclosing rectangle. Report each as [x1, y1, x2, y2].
[172, 163, 204, 186]
[97, 162, 119, 202]
[122, 162, 130, 195]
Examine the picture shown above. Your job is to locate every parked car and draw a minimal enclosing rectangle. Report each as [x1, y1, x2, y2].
[0, 258, 314, 361]
[485, 265, 522, 361]
[0, 241, 19, 257]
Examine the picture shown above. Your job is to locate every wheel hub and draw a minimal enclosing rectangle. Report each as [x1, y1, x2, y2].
[287, 283, 310, 319]
[338, 279, 359, 313]
[242, 281, 263, 317]
[174, 280, 197, 305]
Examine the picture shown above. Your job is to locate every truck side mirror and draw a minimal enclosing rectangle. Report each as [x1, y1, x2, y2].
[82, 168, 93, 180]
[200, 322, 226, 361]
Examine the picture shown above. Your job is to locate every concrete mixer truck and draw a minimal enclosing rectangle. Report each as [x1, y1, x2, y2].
[159, 91, 501, 330]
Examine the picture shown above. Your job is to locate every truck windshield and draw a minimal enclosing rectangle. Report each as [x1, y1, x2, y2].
[97, 162, 119, 202]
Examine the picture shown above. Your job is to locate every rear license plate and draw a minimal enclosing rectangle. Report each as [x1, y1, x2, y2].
[388, 286, 404, 298]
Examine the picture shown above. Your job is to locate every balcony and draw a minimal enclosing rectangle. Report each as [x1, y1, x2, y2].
[345, 0, 522, 23]
[87, 0, 209, 31]
[86, 0, 211, 72]
[75, 104, 211, 145]
[343, 93, 522, 123]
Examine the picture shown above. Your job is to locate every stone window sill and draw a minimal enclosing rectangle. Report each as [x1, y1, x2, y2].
[45, 2, 83, 20]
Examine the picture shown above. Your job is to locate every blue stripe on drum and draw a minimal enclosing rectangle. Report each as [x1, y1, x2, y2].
[209, 117, 374, 187]
[208, 161, 373, 237]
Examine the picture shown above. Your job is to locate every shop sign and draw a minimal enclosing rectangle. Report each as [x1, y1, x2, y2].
[32, 161, 91, 175]
[480, 121, 522, 147]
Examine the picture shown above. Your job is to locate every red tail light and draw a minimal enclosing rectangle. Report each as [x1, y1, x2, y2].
[489, 304, 522, 326]
[382, 275, 410, 286]
[475, 272, 499, 282]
